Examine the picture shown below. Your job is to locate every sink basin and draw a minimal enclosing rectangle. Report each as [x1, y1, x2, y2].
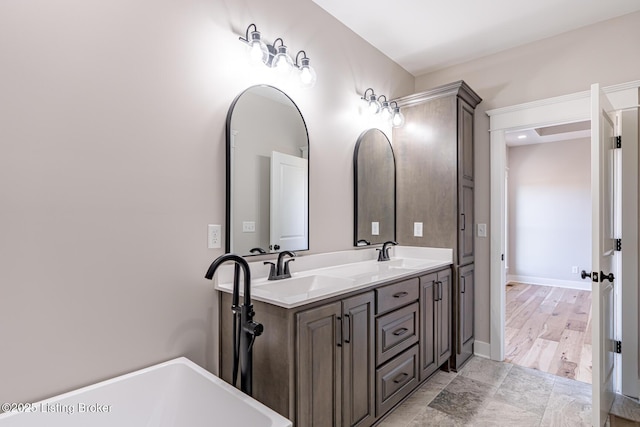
[254, 275, 355, 298]
[386, 258, 435, 269]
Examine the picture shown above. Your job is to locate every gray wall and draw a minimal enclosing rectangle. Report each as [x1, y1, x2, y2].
[507, 139, 591, 283]
[0, 0, 413, 403]
[415, 10, 640, 345]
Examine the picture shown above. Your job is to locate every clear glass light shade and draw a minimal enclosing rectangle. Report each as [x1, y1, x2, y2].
[380, 102, 392, 121]
[247, 31, 269, 65]
[298, 58, 317, 88]
[391, 108, 405, 127]
[273, 46, 294, 74]
[367, 95, 381, 114]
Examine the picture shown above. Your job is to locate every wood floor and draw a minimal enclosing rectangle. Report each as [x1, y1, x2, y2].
[504, 282, 592, 383]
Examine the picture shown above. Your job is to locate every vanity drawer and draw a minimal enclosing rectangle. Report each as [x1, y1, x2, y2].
[375, 345, 419, 417]
[376, 302, 419, 365]
[376, 277, 419, 314]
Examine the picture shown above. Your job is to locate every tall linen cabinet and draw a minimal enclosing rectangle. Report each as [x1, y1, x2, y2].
[392, 81, 481, 371]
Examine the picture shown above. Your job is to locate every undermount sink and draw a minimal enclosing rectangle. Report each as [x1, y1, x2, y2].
[385, 258, 431, 269]
[254, 275, 355, 298]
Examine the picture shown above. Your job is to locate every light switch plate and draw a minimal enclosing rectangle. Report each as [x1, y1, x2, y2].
[413, 222, 423, 237]
[372, 221, 379, 236]
[243, 221, 256, 233]
[477, 223, 487, 237]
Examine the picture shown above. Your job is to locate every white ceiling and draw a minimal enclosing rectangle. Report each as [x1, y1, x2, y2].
[312, 0, 640, 76]
[505, 121, 591, 147]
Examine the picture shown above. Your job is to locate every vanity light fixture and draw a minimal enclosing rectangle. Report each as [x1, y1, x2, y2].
[359, 88, 404, 127]
[390, 101, 405, 128]
[361, 88, 382, 114]
[238, 23, 317, 88]
[295, 50, 317, 88]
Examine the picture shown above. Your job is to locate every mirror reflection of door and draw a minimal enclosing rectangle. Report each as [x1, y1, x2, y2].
[270, 151, 308, 251]
[354, 129, 396, 246]
[226, 85, 309, 256]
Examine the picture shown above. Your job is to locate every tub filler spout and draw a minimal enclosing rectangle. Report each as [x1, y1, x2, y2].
[205, 254, 263, 396]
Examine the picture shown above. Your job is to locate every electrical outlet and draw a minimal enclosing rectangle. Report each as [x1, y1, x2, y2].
[572, 266, 579, 274]
[243, 221, 256, 233]
[208, 224, 221, 248]
[413, 222, 423, 237]
[372, 221, 379, 236]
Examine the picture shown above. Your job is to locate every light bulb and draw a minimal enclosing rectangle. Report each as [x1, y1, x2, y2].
[273, 45, 293, 74]
[298, 57, 317, 88]
[380, 101, 392, 121]
[368, 95, 381, 114]
[247, 30, 268, 66]
[392, 108, 405, 127]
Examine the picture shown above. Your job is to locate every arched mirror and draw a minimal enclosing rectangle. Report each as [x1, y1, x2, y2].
[354, 128, 396, 246]
[226, 85, 309, 256]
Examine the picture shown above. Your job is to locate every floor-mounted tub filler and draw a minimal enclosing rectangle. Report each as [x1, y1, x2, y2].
[0, 357, 292, 427]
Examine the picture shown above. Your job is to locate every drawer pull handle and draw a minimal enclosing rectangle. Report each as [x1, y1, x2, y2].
[393, 291, 409, 298]
[393, 373, 409, 384]
[393, 328, 409, 336]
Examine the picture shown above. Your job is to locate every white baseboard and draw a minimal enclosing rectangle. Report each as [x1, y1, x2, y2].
[506, 274, 590, 291]
[473, 340, 491, 359]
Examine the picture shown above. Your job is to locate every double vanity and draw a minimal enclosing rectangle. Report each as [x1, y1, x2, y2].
[215, 246, 453, 426]
[219, 80, 481, 426]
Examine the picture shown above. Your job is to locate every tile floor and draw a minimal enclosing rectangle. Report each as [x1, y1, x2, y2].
[378, 356, 591, 426]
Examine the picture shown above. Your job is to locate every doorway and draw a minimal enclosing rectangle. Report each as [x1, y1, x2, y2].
[502, 129, 592, 382]
[487, 82, 639, 401]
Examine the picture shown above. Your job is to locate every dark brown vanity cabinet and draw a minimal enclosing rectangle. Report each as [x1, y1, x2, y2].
[296, 292, 375, 427]
[419, 269, 451, 381]
[393, 81, 481, 371]
[218, 267, 452, 426]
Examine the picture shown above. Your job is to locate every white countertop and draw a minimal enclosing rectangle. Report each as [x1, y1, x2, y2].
[213, 246, 452, 309]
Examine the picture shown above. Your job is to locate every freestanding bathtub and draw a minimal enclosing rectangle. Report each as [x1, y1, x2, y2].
[0, 357, 292, 427]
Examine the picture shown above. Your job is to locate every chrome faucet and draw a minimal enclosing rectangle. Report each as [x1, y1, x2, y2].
[205, 254, 263, 396]
[378, 241, 398, 261]
[264, 250, 296, 280]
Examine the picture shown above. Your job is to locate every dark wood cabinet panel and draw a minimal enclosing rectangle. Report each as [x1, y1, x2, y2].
[459, 183, 474, 266]
[419, 268, 452, 381]
[376, 302, 419, 365]
[375, 278, 419, 314]
[297, 302, 343, 427]
[452, 263, 475, 370]
[342, 293, 375, 427]
[375, 345, 419, 417]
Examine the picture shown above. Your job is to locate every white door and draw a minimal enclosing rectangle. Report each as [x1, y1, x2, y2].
[270, 151, 308, 252]
[590, 83, 617, 427]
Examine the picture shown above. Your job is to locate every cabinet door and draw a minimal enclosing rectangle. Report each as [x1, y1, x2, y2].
[297, 302, 342, 427]
[458, 99, 475, 266]
[458, 264, 475, 359]
[436, 269, 452, 365]
[459, 184, 474, 265]
[343, 293, 375, 427]
[419, 272, 437, 381]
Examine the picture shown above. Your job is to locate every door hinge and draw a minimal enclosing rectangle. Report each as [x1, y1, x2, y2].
[615, 340, 622, 354]
[615, 239, 622, 251]
[615, 135, 622, 148]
